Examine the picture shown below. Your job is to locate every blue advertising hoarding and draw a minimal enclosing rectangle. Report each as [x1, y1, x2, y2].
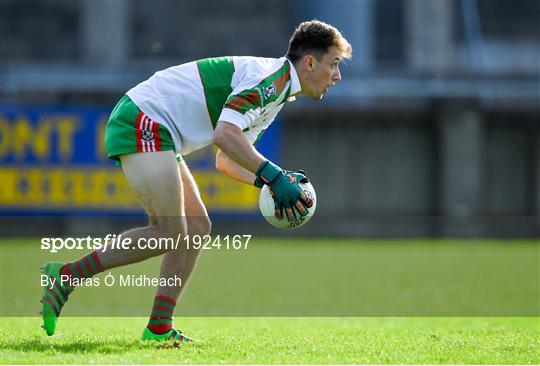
[0, 103, 280, 214]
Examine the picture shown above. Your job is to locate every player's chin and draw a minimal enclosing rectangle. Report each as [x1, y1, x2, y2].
[307, 88, 327, 100]
[312, 89, 326, 100]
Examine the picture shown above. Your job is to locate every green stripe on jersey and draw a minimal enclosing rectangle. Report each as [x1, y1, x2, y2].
[225, 61, 290, 115]
[196, 57, 235, 128]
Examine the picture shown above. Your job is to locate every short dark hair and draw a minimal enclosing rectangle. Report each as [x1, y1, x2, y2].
[286, 19, 352, 63]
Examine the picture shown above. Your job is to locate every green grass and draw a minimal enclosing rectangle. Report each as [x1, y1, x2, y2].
[1, 317, 538, 364]
[1, 237, 539, 363]
[2, 238, 538, 317]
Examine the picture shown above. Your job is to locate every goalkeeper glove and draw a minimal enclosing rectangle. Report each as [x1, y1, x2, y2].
[255, 161, 313, 222]
[254, 170, 309, 187]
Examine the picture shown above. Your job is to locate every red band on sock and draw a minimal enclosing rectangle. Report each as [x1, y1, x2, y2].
[91, 251, 104, 272]
[152, 305, 174, 313]
[75, 261, 85, 278]
[147, 323, 173, 335]
[83, 256, 93, 275]
[60, 265, 71, 277]
[59, 265, 73, 285]
[154, 295, 176, 306]
[147, 295, 176, 334]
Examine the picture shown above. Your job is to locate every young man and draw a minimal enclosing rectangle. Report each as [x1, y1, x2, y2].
[40, 20, 352, 343]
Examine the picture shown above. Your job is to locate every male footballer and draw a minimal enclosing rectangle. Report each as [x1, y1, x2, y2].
[40, 19, 352, 344]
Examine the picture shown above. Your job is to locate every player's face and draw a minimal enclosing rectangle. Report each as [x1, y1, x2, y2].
[303, 47, 343, 100]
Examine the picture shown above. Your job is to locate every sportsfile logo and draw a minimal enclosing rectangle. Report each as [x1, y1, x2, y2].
[40, 234, 183, 253]
[40, 234, 252, 253]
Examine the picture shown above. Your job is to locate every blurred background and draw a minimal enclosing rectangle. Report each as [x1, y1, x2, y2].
[1, 0, 539, 237]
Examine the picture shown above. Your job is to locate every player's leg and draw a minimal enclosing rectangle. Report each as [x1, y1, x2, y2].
[99, 151, 188, 266]
[97, 95, 187, 268]
[40, 95, 183, 333]
[157, 160, 210, 300]
[142, 159, 211, 343]
[40, 95, 190, 337]
[41, 150, 188, 335]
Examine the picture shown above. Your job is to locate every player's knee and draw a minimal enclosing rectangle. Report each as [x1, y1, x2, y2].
[155, 217, 187, 239]
[189, 216, 212, 236]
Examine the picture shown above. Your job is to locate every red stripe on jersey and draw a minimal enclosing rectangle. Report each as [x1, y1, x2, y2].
[231, 96, 244, 108]
[151, 117, 161, 151]
[135, 112, 144, 152]
[245, 91, 260, 105]
[226, 96, 244, 111]
[275, 79, 288, 94]
[274, 72, 288, 87]
[275, 70, 290, 94]
[236, 97, 248, 109]
[226, 104, 241, 112]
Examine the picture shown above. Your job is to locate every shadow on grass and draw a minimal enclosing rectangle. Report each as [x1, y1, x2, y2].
[2, 336, 203, 357]
[1, 338, 155, 354]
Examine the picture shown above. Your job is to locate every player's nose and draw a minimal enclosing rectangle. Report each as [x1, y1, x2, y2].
[333, 68, 341, 82]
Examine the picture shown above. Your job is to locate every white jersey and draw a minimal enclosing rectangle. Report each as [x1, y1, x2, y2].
[126, 56, 301, 156]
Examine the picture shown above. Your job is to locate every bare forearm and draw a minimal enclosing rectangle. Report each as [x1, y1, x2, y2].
[215, 149, 256, 185]
[213, 121, 266, 173]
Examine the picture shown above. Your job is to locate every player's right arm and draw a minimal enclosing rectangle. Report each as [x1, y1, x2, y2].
[213, 121, 265, 174]
[213, 121, 312, 221]
[212, 59, 313, 221]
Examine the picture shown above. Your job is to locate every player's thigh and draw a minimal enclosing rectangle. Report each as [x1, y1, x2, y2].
[178, 160, 211, 235]
[121, 151, 186, 229]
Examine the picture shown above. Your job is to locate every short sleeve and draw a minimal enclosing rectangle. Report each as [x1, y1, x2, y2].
[218, 90, 264, 130]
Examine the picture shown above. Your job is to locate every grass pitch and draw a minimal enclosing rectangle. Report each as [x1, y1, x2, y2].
[1, 317, 538, 364]
[0, 237, 538, 364]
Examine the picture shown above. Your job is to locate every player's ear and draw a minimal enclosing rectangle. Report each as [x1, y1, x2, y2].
[302, 54, 316, 72]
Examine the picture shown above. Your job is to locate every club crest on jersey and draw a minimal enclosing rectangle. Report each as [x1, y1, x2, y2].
[142, 129, 155, 142]
[262, 84, 276, 100]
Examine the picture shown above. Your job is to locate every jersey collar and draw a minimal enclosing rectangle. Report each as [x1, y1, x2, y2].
[286, 58, 302, 99]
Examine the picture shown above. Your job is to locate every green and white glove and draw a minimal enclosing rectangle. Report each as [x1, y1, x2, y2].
[255, 161, 313, 222]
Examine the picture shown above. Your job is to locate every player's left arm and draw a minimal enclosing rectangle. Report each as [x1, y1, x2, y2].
[215, 148, 257, 185]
